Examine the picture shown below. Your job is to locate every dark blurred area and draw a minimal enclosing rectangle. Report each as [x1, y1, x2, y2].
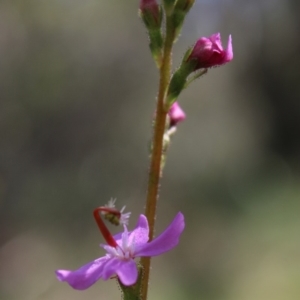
[0, 0, 300, 299]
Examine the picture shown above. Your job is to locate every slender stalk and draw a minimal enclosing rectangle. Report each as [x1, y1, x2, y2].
[93, 208, 118, 248]
[140, 17, 174, 300]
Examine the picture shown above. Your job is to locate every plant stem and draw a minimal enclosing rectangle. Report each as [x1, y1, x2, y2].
[140, 17, 174, 300]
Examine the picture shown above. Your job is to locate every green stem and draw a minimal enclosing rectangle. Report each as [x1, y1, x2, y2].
[140, 17, 174, 300]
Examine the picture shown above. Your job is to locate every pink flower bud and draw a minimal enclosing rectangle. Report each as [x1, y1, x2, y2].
[168, 102, 186, 126]
[140, 0, 160, 25]
[188, 33, 233, 69]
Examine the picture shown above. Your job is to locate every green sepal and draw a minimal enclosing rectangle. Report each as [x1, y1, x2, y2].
[170, 0, 195, 40]
[163, 0, 176, 16]
[119, 264, 144, 300]
[182, 45, 193, 61]
[174, 0, 195, 14]
[184, 68, 208, 89]
[140, 5, 163, 31]
[140, 6, 163, 67]
[166, 60, 196, 108]
[170, 10, 186, 41]
[149, 28, 163, 68]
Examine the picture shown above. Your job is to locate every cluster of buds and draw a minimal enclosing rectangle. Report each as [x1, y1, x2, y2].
[139, 0, 197, 66]
[140, 1, 233, 123]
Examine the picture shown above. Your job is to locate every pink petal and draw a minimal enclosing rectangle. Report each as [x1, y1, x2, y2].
[115, 259, 138, 286]
[55, 256, 109, 290]
[224, 35, 233, 62]
[168, 102, 186, 125]
[135, 212, 185, 257]
[129, 215, 149, 247]
[114, 214, 149, 247]
[192, 37, 211, 58]
[210, 33, 222, 50]
[101, 257, 122, 280]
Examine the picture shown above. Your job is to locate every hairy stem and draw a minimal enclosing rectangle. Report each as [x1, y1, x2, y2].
[140, 17, 174, 300]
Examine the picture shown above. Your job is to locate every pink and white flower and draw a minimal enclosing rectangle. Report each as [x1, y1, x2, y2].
[56, 212, 185, 288]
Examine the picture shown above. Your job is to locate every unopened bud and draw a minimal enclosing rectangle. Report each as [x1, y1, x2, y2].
[187, 33, 233, 69]
[166, 33, 233, 105]
[139, 0, 162, 29]
[174, 0, 195, 14]
[168, 102, 186, 127]
[139, 0, 163, 67]
[163, 0, 176, 15]
[171, 0, 195, 40]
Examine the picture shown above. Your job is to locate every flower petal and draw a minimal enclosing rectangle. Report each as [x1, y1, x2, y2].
[210, 33, 222, 50]
[115, 259, 138, 286]
[224, 34, 233, 62]
[129, 214, 149, 246]
[135, 212, 185, 257]
[101, 257, 122, 280]
[55, 256, 109, 290]
[114, 214, 149, 247]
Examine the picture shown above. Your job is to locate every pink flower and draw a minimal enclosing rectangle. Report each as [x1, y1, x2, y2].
[188, 33, 233, 69]
[56, 212, 185, 289]
[168, 102, 186, 126]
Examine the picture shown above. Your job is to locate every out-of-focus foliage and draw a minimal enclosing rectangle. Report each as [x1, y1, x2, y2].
[0, 0, 300, 299]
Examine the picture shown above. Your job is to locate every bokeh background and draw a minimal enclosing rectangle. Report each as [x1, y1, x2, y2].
[1, 0, 300, 299]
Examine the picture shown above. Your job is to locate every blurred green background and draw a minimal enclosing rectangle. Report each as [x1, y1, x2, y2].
[0, 0, 300, 299]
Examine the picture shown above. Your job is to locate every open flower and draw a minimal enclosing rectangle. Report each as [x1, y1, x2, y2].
[188, 33, 233, 69]
[56, 212, 184, 289]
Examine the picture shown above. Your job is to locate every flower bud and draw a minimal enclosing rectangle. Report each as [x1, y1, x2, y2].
[174, 0, 195, 14]
[139, 0, 162, 29]
[171, 0, 195, 39]
[168, 102, 186, 127]
[139, 0, 163, 67]
[163, 0, 176, 16]
[166, 33, 233, 105]
[187, 33, 233, 70]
